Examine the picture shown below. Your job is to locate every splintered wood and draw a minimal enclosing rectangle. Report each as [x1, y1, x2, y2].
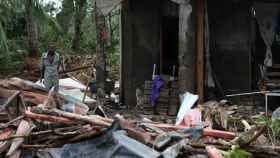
[0, 77, 278, 158]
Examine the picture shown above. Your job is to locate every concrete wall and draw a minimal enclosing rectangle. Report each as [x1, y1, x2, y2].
[121, 0, 161, 106]
[208, 0, 252, 93]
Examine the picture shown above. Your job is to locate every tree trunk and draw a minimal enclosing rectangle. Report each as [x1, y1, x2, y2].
[94, 3, 106, 90]
[25, 0, 39, 57]
[72, 0, 86, 52]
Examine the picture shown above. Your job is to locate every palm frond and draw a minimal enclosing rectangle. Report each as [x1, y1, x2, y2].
[31, 0, 63, 36]
[48, 17, 63, 34]
[32, 0, 50, 23]
[0, 23, 9, 54]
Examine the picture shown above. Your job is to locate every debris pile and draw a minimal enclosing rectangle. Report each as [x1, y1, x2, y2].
[62, 55, 96, 84]
[0, 78, 279, 158]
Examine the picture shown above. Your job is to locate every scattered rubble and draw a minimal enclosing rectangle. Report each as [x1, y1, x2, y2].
[0, 78, 279, 158]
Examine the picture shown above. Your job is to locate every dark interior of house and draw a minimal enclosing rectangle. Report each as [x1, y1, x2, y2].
[161, 16, 179, 77]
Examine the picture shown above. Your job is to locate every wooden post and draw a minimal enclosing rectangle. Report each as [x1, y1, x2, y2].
[197, 0, 204, 103]
[94, 2, 106, 90]
[120, 0, 134, 106]
[178, 1, 196, 94]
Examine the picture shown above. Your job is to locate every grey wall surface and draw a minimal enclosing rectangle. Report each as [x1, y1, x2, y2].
[208, 0, 252, 93]
[121, 0, 161, 106]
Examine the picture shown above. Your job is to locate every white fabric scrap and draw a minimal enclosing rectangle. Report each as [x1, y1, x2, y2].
[176, 92, 199, 125]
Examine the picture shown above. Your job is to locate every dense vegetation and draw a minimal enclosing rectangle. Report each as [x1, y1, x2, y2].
[0, 0, 120, 78]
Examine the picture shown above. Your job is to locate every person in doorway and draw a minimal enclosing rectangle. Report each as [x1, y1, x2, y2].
[40, 43, 60, 91]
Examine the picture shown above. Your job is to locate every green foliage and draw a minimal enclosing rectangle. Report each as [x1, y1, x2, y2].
[221, 146, 252, 158]
[0, 23, 8, 53]
[254, 115, 280, 144]
[0, 0, 121, 78]
[0, 3, 10, 74]
[0, 1, 10, 54]
[57, 0, 74, 33]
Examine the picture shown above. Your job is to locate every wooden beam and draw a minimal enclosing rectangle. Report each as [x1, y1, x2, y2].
[197, 0, 204, 103]
[120, 0, 134, 106]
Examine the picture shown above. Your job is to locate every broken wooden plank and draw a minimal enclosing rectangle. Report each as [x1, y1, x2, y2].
[0, 128, 13, 154]
[6, 120, 34, 156]
[25, 110, 76, 125]
[33, 107, 111, 127]
[203, 129, 236, 140]
[7, 149, 21, 158]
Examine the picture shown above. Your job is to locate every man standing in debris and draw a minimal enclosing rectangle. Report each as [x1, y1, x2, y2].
[40, 43, 60, 91]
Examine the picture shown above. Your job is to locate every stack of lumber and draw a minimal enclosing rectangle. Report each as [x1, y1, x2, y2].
[142, 81, 154, 115]
[142, 76, 179, 116]
[62, 55, 96, 84]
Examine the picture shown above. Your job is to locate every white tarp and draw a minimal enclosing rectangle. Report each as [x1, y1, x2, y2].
[176, 92, 198, 125]
[59, 88, 96, 104]
[59, 78, 87, 90]
[36, 78, 95, 104]
[93, 0, 122, 15]
[59, 78, 95, 104]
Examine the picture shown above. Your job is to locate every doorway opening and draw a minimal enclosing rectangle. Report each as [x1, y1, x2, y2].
[160, 16, 179, 77]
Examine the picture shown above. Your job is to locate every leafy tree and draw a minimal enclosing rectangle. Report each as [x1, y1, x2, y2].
[0, 0, 121, 78]
[1, 0, 60, 57]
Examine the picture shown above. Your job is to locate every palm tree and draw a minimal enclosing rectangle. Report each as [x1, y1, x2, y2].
[56, 0, 75, 33]
[25, 0, 39, 56]
[0, 1, 12, 54]
[0, 0, 58, 57]
[72, 0, 87, 52]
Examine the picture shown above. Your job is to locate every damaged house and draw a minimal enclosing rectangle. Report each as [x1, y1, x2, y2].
[0, 0, 280, 157]
[118, 0, 280, 108]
